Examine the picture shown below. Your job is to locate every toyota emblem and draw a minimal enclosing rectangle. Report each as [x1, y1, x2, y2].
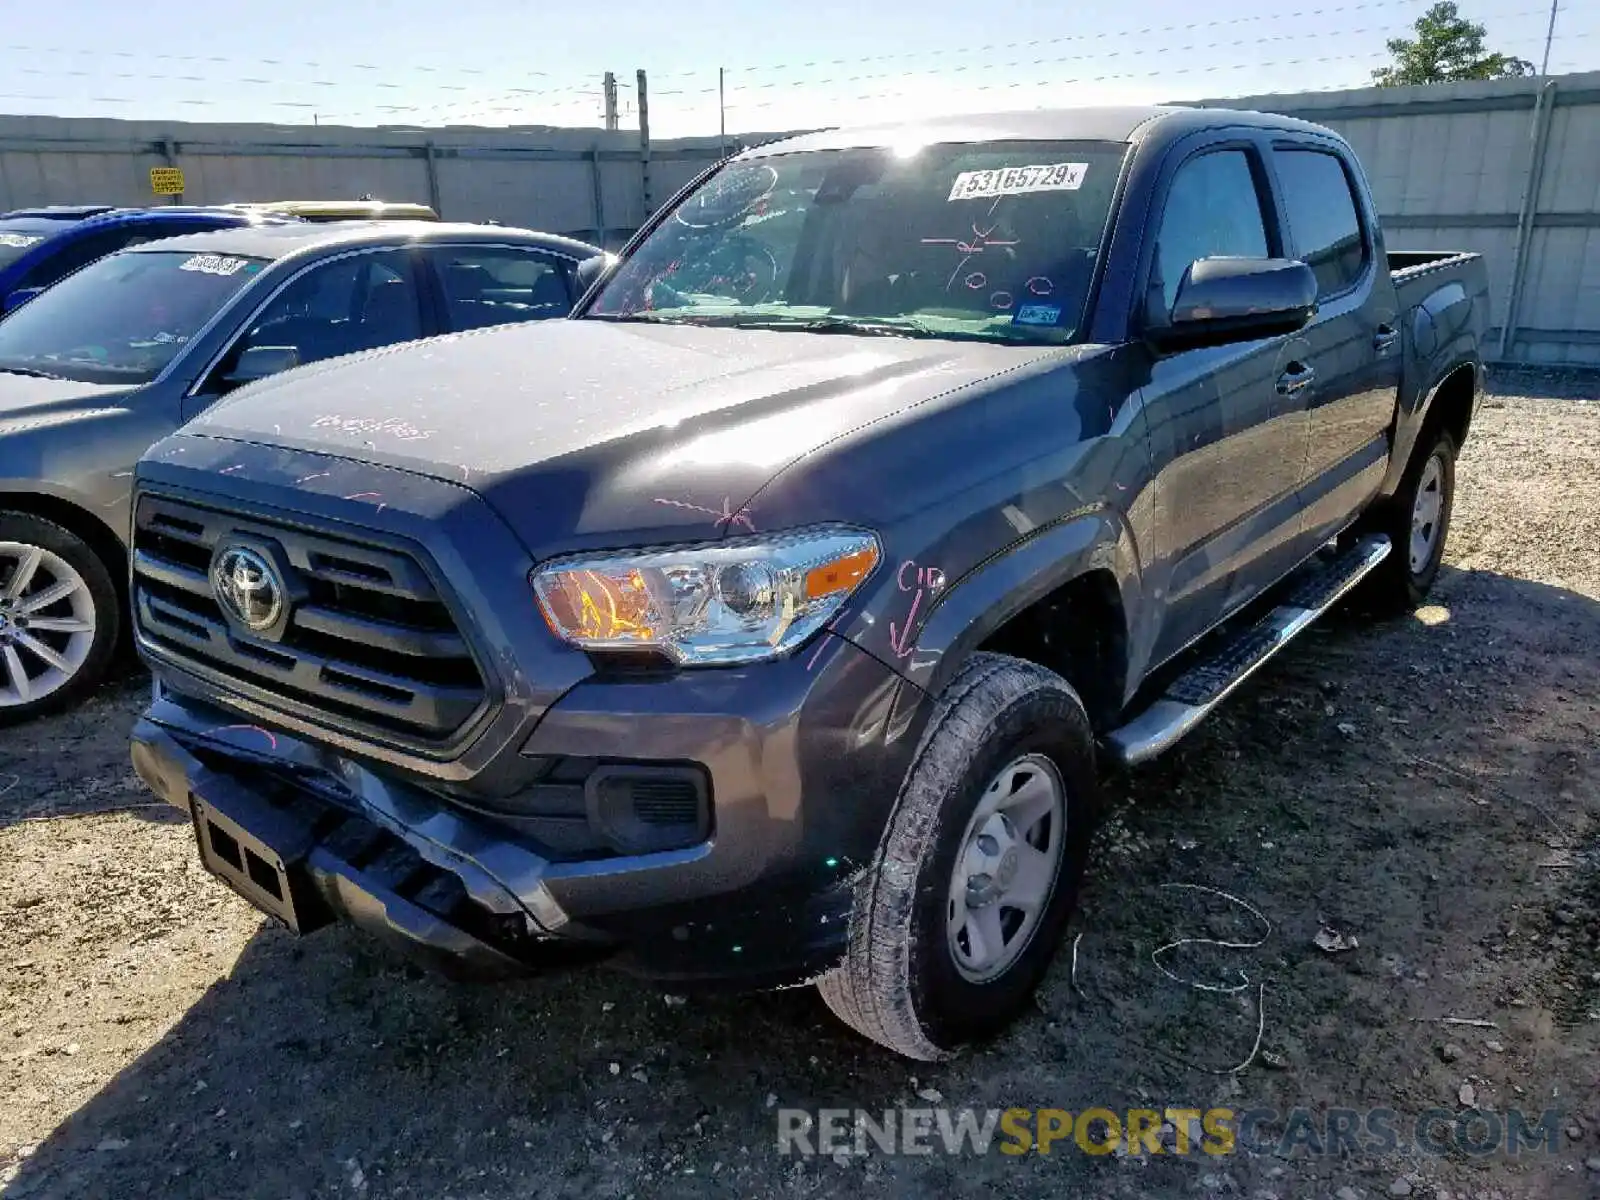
[211, 545, 284, 632]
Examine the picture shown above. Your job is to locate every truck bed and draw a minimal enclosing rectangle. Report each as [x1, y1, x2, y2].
[1388, 249, 1487, 324]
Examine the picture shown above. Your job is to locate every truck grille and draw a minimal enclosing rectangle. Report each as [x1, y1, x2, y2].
[132, 493, 492, 751]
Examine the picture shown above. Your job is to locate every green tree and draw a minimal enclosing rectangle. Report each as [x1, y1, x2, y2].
[1371, 2, 1536, 85]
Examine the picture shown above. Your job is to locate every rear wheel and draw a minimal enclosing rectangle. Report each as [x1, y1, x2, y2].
[816, 652, 1099, 1060]
[0, 514, 121, 725]
[1358, 428, 1457, 613]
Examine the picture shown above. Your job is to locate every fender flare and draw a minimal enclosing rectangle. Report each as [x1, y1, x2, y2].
[894, 507, 1140, 702]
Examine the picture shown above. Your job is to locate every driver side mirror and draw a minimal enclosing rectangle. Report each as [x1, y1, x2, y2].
[1148, 257, 1318, 352]
[2, 288, 42, 316]
[573, 253, 619, 303]
[223, 344, 300, 389]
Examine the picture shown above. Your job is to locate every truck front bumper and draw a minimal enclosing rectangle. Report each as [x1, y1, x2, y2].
[131, 633, 930, 989]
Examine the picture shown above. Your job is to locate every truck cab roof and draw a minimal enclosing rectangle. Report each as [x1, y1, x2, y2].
[743, 104, 1342, 157]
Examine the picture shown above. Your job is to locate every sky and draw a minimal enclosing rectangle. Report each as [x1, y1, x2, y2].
[0, 0, 1592, 138]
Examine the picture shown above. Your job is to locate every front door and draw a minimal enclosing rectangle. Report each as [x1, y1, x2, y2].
[1137, 144, 1311, 666]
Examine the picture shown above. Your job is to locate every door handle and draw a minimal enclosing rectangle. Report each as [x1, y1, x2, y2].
[1373, 324, 1400, 354]
[1276, 363, 1316, 395]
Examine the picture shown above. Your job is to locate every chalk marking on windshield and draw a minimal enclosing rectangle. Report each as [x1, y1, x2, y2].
[922, 198, 1022, 295]
[295, 471, 330, 485]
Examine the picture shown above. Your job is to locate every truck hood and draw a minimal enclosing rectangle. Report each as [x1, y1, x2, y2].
[183, 318, 1066, 557]
[0, 373, 139, 434]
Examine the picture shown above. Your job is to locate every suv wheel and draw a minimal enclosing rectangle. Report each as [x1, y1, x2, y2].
[817, 652, 1099, 1060]
[0, 514, 120, 725]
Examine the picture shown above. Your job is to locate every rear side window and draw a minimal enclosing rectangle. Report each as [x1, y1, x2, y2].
[1150, 150, 1271, 317]
[427, 245, 574, 331]
[1272, 148, 1366, 298]
[16, 228, 137, 291]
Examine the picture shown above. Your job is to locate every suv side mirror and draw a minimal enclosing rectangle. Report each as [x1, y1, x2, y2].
[223, 345, 300, 388]
[1149, 257, 1318, 351]
[573, 252, 619, 303]
[2, 287, 42, 316]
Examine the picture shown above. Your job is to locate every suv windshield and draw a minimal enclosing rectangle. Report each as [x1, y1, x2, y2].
[0, 248, 268, 385]
[587, 139, 1128, 344]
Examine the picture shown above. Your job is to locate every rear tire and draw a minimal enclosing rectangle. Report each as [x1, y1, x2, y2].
[1358, 427, 1456, 613]
[816, 652, 1099, 1060]
[0, 513, 121, 726]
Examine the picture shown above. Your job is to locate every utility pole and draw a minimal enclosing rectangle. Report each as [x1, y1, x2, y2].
[1538, 0, 1560, 75]
[603, 71, 619, 132]
[637, 69, 653, 217]
[718, 67, 727, 157]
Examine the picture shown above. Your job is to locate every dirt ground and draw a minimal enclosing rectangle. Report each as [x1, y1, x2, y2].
[2, 371, 1598, 1200]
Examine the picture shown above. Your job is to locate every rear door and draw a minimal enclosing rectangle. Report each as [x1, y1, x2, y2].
[1268, 142, 1402, 545]
[418, 243, 578, 332]
[1136, 138, 1312, 665]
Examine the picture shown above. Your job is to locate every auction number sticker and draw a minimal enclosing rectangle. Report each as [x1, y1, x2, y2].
[947, 162, 1088, 201]
[0, 234, 42, 249]
[178, 253, 250, 277]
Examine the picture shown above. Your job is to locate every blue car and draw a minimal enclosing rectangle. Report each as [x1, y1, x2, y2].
[0, 205, 292, 312]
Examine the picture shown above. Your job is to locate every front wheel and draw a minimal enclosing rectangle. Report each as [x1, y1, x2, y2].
[0, 513, 121, 725]
[817, 652, 1099, 1060]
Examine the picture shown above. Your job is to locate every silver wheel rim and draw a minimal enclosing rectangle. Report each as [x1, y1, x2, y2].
[1409, 453, 1446, 574]
[946, 752, 1067, 983]
[0, 542, 96, 708]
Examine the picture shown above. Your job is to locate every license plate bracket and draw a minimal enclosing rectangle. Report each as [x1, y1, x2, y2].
[190, 785, 329, 935]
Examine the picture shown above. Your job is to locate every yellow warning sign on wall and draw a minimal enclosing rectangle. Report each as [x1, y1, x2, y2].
[149, 166, 185, 196]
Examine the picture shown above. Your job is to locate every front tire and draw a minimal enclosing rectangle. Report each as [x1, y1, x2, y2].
[0, 513, 121, 725]
[817, 652, 1099, 1060]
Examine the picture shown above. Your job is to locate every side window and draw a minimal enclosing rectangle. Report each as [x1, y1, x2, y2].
[1150, 150, 1271, 317]
[222, 250, 423, 376]
[428, 246, 574, 332]
[1272, 148, 1366, 298]
[17, 229, 137, 291]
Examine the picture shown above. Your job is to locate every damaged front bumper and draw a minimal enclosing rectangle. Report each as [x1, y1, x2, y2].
[130, 641, 928, 988]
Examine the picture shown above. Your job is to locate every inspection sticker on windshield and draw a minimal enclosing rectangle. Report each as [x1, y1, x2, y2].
[0, 234, 43, 249]
[178, 253, 249, 277]
[1014, 304, 1062, 326]
[948, 162, 1087, 202]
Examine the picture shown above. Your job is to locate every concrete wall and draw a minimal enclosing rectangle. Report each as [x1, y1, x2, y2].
[0, 113, 779, 253]
[4, 70, 1600, 362]
[1202, 70, 1600, 365]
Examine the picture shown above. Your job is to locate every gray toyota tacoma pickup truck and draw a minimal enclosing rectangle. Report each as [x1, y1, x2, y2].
[127, 105, 1486, 1060]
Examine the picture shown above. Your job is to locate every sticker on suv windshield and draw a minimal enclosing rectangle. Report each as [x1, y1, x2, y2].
[178, 253, 250, 277]
[948, 163, 1088, 202]
[0, 234, 43, 249]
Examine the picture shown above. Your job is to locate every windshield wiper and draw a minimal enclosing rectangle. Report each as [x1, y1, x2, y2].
[0, 365, 66, 380]
[584, 312, 705, 325]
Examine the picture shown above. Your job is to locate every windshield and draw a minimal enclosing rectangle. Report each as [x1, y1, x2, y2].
[587, 139, 1128, 344]
[0, 249, 268, 385]
[0, 219, 65, 272]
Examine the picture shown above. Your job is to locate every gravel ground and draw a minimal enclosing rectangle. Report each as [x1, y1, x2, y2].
[3, 374, 1599, 1200]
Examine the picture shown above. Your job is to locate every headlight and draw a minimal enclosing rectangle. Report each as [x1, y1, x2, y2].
[532, 527, 880, 665]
